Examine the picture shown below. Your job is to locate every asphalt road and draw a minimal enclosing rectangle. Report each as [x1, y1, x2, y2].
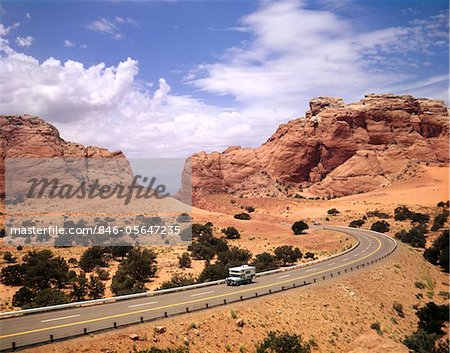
[0, 226, 397, 351]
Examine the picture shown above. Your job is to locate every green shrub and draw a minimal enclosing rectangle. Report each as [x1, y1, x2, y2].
[394, 206, 412, 221]
[178, 252, 192, 269]
[274, 246, 302, 266]
[366, 210, 390, 219]
[370, 220, 390, 233]
[3, 251, 16, 263]
[349, 219, 365, 228]
[197, 263, 228, 282]
[217, 246, 252, 267]
[327, 208, 340, 216]
[221, 226, 241, 239]
[160, 273, 195, 290]
[255, 331, 311, 353]
[415, 281, 426, 289]
[370, 322, 382, 334]
[423, 229, 449, 272]
[291, 221, 309, 235]
[234, 213, 251, 220]
[431, 209, 448, 231]
[393, 302, 405, 318]
[253, 252, 278, 272]
[176, 213, 192, 223]
[79, 247, 110, 272]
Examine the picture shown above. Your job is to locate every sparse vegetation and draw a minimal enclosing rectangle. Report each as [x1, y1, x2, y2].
[178, 252, 192, 268]
[2, 251, 16, 263]
[221, 226, 241, 239]
[370, 322, 382, 334]
[403, 302, 449, 353]
[160, 273, 196, 290]
[79, 247, 110, 272]
[366, 210, 390, 219]
[253, 252, 278, 272]
[395, 226, 427, 248]
[349, 219, 365, 228]
[327, 208, 340, 216]
[424, 229, 449, 272]
[393, 302, 405, 318]
[255, 331, 311, 353]
[274, 245, 302, 266]
[370, 220, 390, 233]
[234, 212, 251, 220]
[111, 248, 157, 295]
[291, 221, 309, 235]
[176, 213, 192, 223]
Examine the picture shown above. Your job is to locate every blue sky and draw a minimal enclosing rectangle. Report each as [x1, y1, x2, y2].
[1, 0, 448, 157]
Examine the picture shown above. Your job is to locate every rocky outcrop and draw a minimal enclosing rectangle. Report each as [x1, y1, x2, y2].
[0, 115, 131, 197]
[184, 94, 449, 202]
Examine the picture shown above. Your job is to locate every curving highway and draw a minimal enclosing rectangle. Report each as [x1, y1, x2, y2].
[0, 226, 397, 351]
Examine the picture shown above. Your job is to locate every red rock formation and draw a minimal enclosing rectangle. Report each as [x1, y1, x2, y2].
[0, 115, 131, 197]
[184, 94, 449, 203]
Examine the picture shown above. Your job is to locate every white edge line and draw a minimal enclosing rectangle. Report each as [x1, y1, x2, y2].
[41, 314, 81, 323]
[190, 291, 215, 297]
[277, 274, 291, 279]
[128, 301, 158, 308]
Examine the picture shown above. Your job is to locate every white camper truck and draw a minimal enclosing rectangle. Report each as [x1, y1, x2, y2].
[225, 265, 256, 286]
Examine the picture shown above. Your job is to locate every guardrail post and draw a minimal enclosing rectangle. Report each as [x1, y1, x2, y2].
[338, 271, 340, 275]
[114, 322, 117, 328]
[255, 292, 258, 297]
[12, 342, 16, 350]
[303, 281, 306, 285]
[224, 299, 227, 305]
[281, 286, 285, 291]
[293, 283, 296, 288]
[206, 303, 209, 308]
[323, 276, 325, 280]
[50, 334, 54, 342]
[313, 278, 316, 283]
[344, 269, 347, 273]
[186, 307, 189, 313]
[84, 328, 87, 335]
[240, 295, 243, 300]
[140, 317, 144, 323]
[331, 273, 333, 278]
[164, 311, 168, 317]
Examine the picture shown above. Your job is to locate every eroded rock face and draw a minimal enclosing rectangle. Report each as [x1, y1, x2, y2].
[0, 115, 131, 197]
[185, 94, 449, 203]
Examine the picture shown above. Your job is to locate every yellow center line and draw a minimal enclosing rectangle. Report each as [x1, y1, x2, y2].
[0, 236, 384, 340]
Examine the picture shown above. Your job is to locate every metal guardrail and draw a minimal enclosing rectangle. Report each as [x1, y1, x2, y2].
[0, 226, 387, 319]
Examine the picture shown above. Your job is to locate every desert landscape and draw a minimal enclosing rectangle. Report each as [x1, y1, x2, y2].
[1, 93, 449, 353]
[0, 1, 449, 352]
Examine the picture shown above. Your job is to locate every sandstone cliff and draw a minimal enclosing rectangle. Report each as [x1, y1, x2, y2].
[0, 115, 131, 197]
[185, 94, 449, 203]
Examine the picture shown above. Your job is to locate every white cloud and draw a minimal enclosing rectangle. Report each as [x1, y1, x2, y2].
[0, 22, 20, 36]
[64, 40, 75, 47]
[87, 16, 138, 40]
[189, 1, 449, 113]
[15, 35, 33, 47]
[0, 40, 258, 157]
[26, 13, 31, 19]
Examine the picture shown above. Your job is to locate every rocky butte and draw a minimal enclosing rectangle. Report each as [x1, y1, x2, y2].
[0, 115, 132, 198]
[184, 94, 449, 205]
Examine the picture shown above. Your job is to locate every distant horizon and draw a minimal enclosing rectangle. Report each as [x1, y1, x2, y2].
[1, 0, 448, 158]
